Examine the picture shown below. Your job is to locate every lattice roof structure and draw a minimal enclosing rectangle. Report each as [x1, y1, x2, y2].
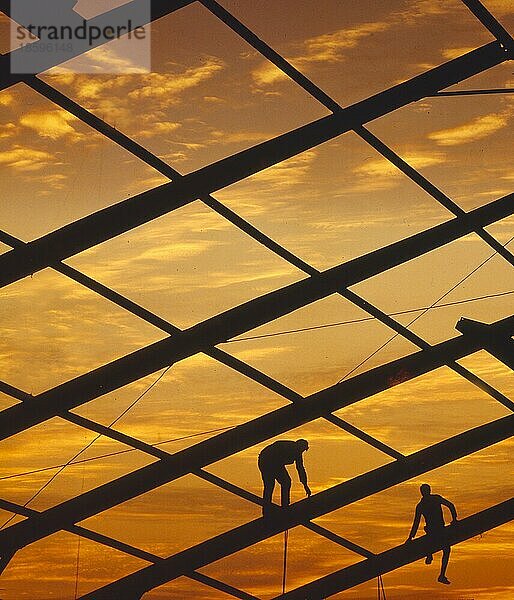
[0, 0, 512, 598]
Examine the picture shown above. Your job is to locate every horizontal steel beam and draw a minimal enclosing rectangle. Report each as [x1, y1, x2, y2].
[77, 415, 514, 598]
[0, 42, 507, 288]
[0, 193, 512, 441]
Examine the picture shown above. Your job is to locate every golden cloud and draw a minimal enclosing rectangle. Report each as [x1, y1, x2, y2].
[300, 21, 391, 64]
[251, 149, 318, 186]
[353, 152, 446, 177]
[442, 46, 478, 60]
[128, 58, 225, 101]
[0, 146, 54, 171]
[252, 62, 289, 87]
[19, 110, 83, 141]
[428, 112, 510, 146]
[138, 120, 182, 138]
[0, 122, 16, 139]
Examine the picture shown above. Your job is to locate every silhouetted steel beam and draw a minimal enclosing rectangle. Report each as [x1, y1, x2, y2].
[456, 317, 514, 370]
[0, 499, 255, 600]
[355, 126, 514, 269]
[0, 0, 195, 91]
[1, 321, 512, 557]
[432, 88, 514, 96]
[76, 416, 514, 599]
[460, 0, 514, 51]
[0, 42, 507, 288]
[0, 194, 512, 441]
[0, 380, 375, 559]
[0, 230, 401, 460]
[275, 497, 514, 599]
[194, 469, 374, 558]
[198, 1, 514, 273]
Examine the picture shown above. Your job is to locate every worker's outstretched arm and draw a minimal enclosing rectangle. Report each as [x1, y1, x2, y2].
[407, 504, 422, 541]
[441, 497, 458, 523]
[295, 457, 311, 497]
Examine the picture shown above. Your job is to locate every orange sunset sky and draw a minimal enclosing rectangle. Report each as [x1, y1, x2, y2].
[0, 0, 513, 599]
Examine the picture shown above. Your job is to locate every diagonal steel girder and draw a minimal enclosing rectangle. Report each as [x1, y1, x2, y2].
[456, 317, 514, 370]
[0, 41, 508, 288]
[0, 0, 196, 90]
[0, 313, 512, 557]
[76, 416, 514, 599]
[0, 193, 512, 441]
[460, 0, 514, 51]
[199, 0, 514, 270]
[0, 379, 377, 560]
[275, 497, 514, 600]
[0, 499, 258, 600]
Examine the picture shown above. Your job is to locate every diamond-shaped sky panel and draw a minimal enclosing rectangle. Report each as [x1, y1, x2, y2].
[215, 131, 452, 271]
[335, 366, 510, 455]
[65, 199, 305, 329]
[80, 474, 259, 558]
[72, 352, 290, 448]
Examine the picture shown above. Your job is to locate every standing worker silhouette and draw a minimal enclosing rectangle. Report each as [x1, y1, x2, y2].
[258, 439, 311, 517]
[407, 484, 458, 585]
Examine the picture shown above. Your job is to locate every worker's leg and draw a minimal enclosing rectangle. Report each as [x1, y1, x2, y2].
[276, 467, 291, 507]
[263, 475, 275, 505]
[438, 546, 451, 584]
[423, 527, 433, 564]
[259, 462, 276, 515]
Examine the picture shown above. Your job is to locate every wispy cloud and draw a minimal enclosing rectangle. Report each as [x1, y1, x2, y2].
[252, 21, 391, 85]
[353, 152, 446, 178]
[0, 122, 16, 139]
[442, 46, 478, 60]
[251, 149, 317, 186]
[19, 109, 85, 141]
[252, 0, 457, 87]
[428, 112, 510, 146]
[0, 145, 55, 171]
[128, 58, 225, 101]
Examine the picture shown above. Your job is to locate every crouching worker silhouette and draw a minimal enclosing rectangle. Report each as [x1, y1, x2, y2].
[258, 439, 311, 517]
[407, 484, 458, 585]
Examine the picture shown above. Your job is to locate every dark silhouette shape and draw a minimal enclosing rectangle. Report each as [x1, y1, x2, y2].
[258, 439, 311, 516]
[407, 484, 458, 584]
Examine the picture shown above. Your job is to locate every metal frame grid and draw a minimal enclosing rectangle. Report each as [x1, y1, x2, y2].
[0, 0, 512, 598]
